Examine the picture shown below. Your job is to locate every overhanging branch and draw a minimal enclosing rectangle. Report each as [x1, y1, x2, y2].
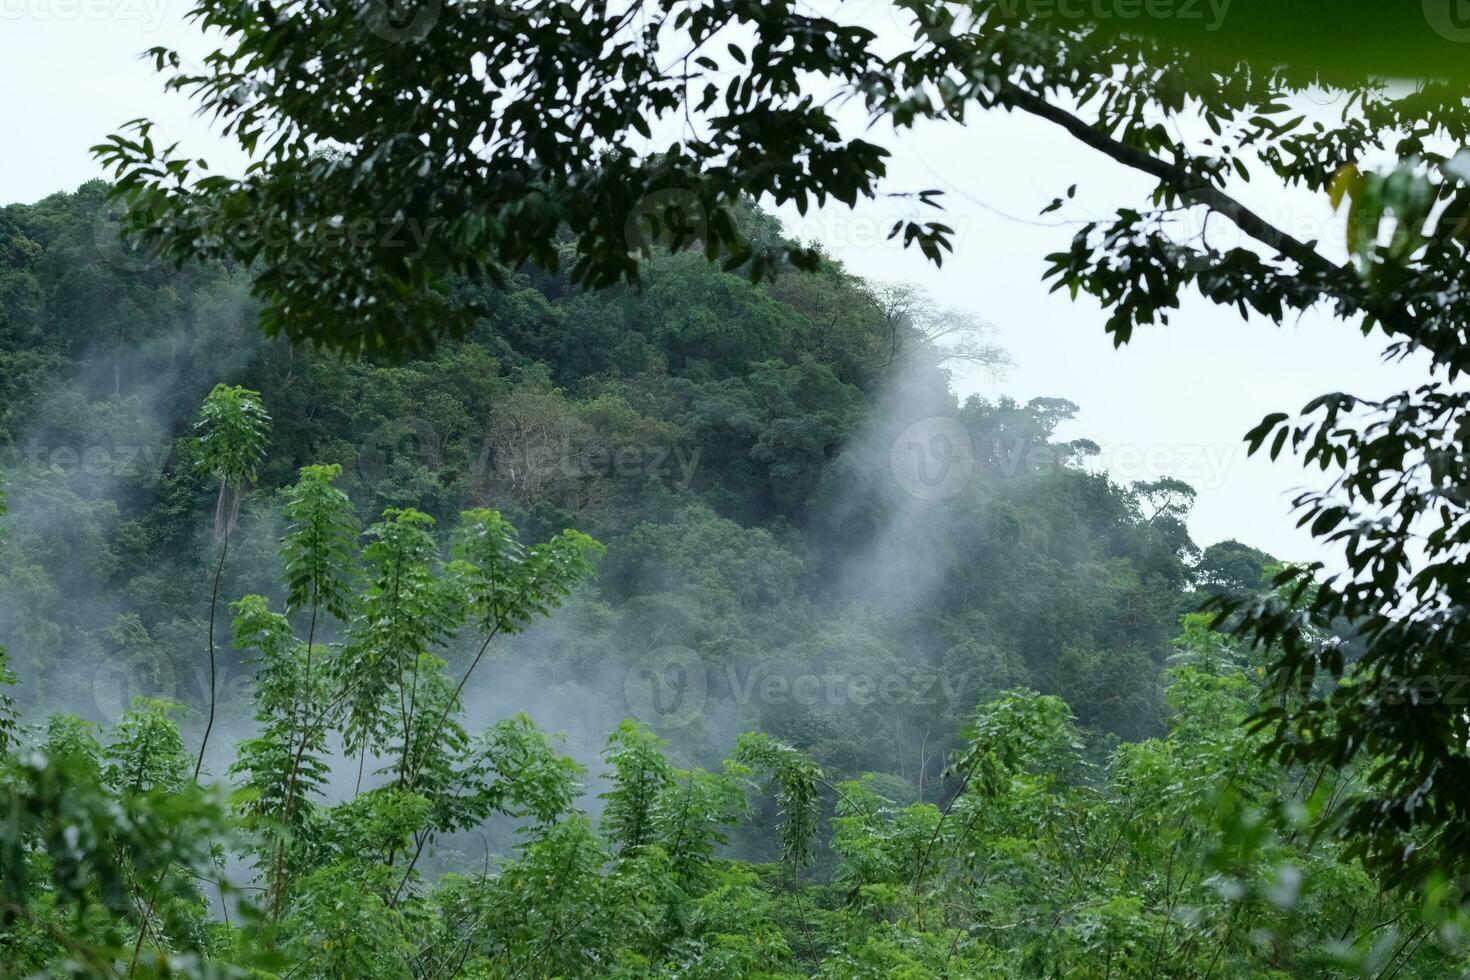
[998, 85, 1338, 277]
[996, 83, 1428, 340]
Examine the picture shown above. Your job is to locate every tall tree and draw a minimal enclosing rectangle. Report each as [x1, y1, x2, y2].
[192, 383, 270, 779]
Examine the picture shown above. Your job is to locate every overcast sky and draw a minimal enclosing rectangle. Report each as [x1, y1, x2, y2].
[0, 3, 1436, 564]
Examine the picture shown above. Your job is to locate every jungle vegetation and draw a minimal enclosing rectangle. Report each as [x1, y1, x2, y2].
[4, 0, 1470, 976]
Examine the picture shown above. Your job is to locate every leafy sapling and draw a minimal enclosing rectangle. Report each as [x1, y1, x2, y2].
[192, 383, 270, 780]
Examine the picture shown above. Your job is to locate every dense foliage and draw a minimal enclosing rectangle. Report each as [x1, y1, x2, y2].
[0, 185, 1197, 772]
[89, 0, 1470, 888]
[0, 184, 1464, 975]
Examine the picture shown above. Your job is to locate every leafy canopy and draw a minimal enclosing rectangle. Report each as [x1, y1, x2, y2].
[92, 0, 938, 355]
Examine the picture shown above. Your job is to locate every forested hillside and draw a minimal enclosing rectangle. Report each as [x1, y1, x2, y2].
[0, 185, 1456, 976]
[0, 183, 1226, 764]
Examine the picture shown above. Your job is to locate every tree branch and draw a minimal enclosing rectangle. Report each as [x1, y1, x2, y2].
[996, 83, 1431, 342]
[998, 85, 1334, 276]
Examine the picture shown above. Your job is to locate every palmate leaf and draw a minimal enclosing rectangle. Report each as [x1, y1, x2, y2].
[446, 714, 583, 832]
[600, 721, 675, 855]
[195, 384, 271, 545]
[731, 732, 821, 871]
[195, 384, 270, 488]
[2, 736, 227, 918]
[449, 509, 602, 636]
[103, 698, 191, 796]
[281, 464, 359, 623]
[336, 508, 453, 757]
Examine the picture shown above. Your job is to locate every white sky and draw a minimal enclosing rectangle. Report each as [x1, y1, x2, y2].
[0, 3, 1436, 564]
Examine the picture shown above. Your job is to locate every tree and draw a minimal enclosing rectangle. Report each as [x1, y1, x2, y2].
[600, 720, 675, 855]
[92, 0, 934, 355]
[879, 12, 1470, 875]
[1195, 539, 1276, 600]
[824, 630, 1464, 977]
[3, 476, 1466, 976]
[192, 383, 269, 778]
[868, 281, 1010, 374]
[479, 370, 593, 510]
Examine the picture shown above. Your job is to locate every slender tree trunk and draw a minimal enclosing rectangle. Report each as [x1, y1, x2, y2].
[193, 534, 230, 781]
[269, 602, 319, 919]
